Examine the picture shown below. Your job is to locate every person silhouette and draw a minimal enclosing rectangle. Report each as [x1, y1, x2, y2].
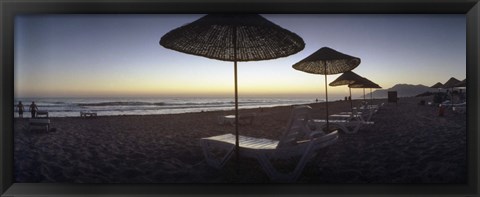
[16, 101, 25, 118]
[29, 101, 38, 118]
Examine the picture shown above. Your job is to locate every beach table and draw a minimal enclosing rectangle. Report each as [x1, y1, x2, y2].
[36, 111, 49, 118]
[221, 115, 236, 126]
[218, 113, 256, 126]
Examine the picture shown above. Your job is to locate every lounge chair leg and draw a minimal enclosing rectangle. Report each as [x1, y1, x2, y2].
[350, 122, 362, 133]
[256, 142, 316, 182]
[201, 140, 235, 169]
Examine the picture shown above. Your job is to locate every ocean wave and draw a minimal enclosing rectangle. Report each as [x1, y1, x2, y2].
[77, 102, 166, 107]
[13, 97, 316, 117]
[75, 101, 238, 107]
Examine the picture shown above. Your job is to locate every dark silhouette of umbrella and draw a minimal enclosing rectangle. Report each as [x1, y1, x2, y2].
[430, 82, 444, 89]
[443, 77, 461, 102]
[349, 77, 382, 105]
[442, 77, 463, 105]
[455, 79, 466, 87]
[430, 82, 443, 92]
[329, 71, 366, 113]
[430, 82, 444, 92]
[160, 14, 305, 165]
[293, 47, 360, 130]
[443, 77, 461, 89]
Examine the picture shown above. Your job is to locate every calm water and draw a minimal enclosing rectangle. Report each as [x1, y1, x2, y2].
[13, 97, 323, 117]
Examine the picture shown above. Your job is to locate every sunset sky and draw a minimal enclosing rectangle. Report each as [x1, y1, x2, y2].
[14, 14, 466, 99]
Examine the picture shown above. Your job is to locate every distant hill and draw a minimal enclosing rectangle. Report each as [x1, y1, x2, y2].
[364, 84, 432, 98]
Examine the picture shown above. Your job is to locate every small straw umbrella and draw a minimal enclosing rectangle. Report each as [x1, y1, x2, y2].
[454, 79, 466, 101]
[455, 79, 466, 87]
[443, 77, 461, 90]
[430, 82, 444, 92]
[293, 47, 361, 131]
[443, 77, 461, 103]
[160, 14, 305, 166]
[349, 77, 382, 105]
[329, 71, 366, 113]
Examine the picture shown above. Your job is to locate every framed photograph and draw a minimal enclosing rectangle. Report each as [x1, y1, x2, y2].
[1, 0, 479, 196]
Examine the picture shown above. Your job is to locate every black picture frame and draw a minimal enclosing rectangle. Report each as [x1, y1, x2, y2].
[1, 0, 479, 196]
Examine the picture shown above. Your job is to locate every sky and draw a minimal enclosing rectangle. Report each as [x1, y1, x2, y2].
[14, 14, 466, 99]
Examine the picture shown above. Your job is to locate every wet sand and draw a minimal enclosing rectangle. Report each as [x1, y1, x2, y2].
[13, 97, 467, 183]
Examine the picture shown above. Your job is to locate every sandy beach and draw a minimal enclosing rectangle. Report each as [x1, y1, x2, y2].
[13, 96, 467, 183]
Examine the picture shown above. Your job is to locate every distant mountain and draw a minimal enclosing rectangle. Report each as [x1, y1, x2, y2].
[364, 84, 432, 98]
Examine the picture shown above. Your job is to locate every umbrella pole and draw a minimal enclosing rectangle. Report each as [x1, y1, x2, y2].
[370, 88, 373, 105]
[234, 60, 239, 167]
[324, 74, 329, 131]
[349, 87, 353, 114]
[233, 27, 240, 172]
[363, 88, 366, 104]
[451, 88, 454, 104]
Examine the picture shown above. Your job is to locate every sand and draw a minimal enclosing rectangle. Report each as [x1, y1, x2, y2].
[13, 97, 467, 183]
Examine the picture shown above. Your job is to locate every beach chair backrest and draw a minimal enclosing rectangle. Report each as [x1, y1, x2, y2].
[277, 105, 312, 148]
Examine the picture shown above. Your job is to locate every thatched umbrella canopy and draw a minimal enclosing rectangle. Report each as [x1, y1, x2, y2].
[430, 82, 444, 89]
[161, 14, 305, 61]
[293, 47, 361, 130]
[349, 77, 382, 104]
[160, 14, 305, 166]
[329, 71, 366, 112]
[455, 79, 466, 87]
[443, 77, 461, 89]
[430, 82, 444, 92]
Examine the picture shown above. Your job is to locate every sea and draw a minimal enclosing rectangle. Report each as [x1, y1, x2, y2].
[13, 97, 325, 118]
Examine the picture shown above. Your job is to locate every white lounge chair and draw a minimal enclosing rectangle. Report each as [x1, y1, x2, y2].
[312, 103, 374, 134]
[28, 118, 50, 132]
[440, 101, 466, 108]
[80, 111, 97, 118]
[334, 102, 384, 122]
[311, 119, 372, 134]
[366, 102, 385, 113]
[450, 102, 467, 113]
[36, 111, 49, 118]
[333, 109, 373, 122]
[201, 105, 339, 181]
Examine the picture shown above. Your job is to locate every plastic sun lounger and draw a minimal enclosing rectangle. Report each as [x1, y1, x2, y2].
[36, 111, 49, 118]
[201, 105, 339, 181]
[450, 102, 467, 113]
[313, 103, 375, 134]
[335, 111, 374, 122]
[311, 119, 371, 134]
[440, 101, 466, 108]
[335, 105, 377, 123]
[28, 118, 50, 132]
[330, 114, 367, 122]
[80, 111, 97, 118]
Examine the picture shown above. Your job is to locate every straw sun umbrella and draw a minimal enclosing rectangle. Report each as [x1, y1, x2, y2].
[329, 71, 366, 113]
[455, 79, 466, 87]
[430, 82, 444, 92]
[443, 77, 461, 91]
[293, 47, 361, 131]
[160, 14, 305, 165]
[443, 77, 461, 103]
[348, 77, 382, 105]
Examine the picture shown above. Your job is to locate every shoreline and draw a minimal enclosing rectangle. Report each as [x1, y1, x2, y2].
[13, 98, 384, 119]
[13, 96, 467, 183]
[13, 97, 390, 118]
